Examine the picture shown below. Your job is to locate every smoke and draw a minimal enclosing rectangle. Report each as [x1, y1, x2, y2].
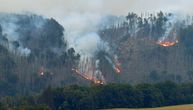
[17, 47, 31, 56]
[104, 55, 121, 73]
[0, 13, 53, 56]
[0, 14, 31, 56]
[0, 0, 192, 82]
[157, 13, 189, 44]
[62, 13, 109, 55]
[158, 14, 178, 43]
[74, 32, 106, 55]
[0, 0, 193, 17]
[0, 1, 117, 83]
[61, 12, 111, 83]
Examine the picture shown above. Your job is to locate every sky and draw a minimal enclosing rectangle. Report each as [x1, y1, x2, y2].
[0, 0, 193, 17]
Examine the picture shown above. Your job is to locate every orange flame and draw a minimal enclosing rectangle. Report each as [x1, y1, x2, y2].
[72, 68, 104, 85]
[157, 39, 178, 47]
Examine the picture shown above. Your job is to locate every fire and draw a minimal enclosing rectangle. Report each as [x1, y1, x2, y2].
[39, 67, 45, 76]
[114, 58, 121, 74]
[72, 68, 105, 85]
[157, 31, 179, 47]
[114, 66, 121, 73]
[157, 41, 178, 47]
[40, 72, 44, 76]
[95, 80, 104, 84]
[157, 39, 178, 47]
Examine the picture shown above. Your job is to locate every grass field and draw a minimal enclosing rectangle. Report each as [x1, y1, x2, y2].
[108, 104, 193, 110]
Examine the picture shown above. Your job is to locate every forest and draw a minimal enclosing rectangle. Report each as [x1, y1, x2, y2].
[0, 11, 193, 109]
[1, 82, 193, 110]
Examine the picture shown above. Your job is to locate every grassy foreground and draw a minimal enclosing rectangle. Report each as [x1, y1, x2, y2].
[108, 104, 193, 110]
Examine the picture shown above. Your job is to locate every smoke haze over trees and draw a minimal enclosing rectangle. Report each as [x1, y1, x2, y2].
[1, 0, 193, 109]
[0, 11, 192, 96]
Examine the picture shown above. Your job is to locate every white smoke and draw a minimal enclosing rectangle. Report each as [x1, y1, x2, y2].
[158, 13, 181, 43]
[0, 14, 31, 56]
[17, 47, 31, 56]
[62, 13, 109, 56]
[0, 14, 19, 41]
[1, 0, 191, 82]
[61, 12, 110, 83]
[61, 12, 111, 59]
[74, 33, 105, 55]
[105, 55, 118, 72]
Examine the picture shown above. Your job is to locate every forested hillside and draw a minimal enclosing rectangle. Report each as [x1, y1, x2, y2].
[0, 13, 80, 96]
[0, 12, 193, 97]
[99, 12, 193, 84]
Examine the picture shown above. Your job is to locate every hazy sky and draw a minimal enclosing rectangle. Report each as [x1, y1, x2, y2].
[0, 0, 192, 17]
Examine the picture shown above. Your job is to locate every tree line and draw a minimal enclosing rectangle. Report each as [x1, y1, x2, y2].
[1, 82, 193, 110]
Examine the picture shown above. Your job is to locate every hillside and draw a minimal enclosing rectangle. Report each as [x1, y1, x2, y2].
[99, 12, 193, 84]
[0, 12, 193, 96]
[0, 13, 80, 96]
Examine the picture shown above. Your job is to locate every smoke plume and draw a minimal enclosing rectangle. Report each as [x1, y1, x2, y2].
[0, 0, 192, 83]
[61, 12, 111, 83]
[62, 13, 108, 55]
[0, 14, 31, 56]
